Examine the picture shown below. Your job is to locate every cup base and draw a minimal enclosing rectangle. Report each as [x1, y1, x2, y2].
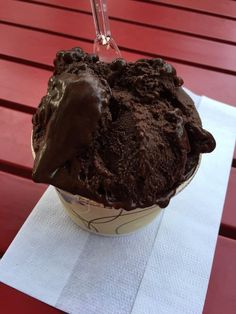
[56, 189, 163, 236]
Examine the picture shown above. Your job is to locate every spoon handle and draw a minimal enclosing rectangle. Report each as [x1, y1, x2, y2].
[90, 0, 111, 44]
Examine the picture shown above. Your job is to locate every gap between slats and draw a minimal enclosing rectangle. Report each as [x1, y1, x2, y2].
[0, 52, 53, 72]
[219, 225, 236, 240]
[0, 161, 32, 180]
[1, 99, 36, 115]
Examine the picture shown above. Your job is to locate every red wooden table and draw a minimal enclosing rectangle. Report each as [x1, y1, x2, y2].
[0, 1, 236, 313]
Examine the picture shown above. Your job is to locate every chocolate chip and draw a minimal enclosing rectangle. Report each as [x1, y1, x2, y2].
[110, 58, 127, 71]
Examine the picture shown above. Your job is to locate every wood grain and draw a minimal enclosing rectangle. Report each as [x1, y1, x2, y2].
[0, 107, 33, 169]
[1, 1, 236, 74]
[0, 282, 63, 313]
[0, 60, 49, 108]
[153, 0, 236, 19]
[26, 0, 236, 44]
[203, 236, 236, 314]
[220, 168, 236, 238]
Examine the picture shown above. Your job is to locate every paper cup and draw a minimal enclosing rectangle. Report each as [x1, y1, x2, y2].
[56, 189, 164, 235]
[31, 135, 199, 235]
[55, 165, 197, 235]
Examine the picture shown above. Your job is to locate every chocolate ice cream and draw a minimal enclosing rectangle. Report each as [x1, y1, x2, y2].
[32, 47, 216, 210]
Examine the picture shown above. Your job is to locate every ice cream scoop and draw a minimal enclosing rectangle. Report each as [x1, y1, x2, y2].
[32, 48, 216, 214]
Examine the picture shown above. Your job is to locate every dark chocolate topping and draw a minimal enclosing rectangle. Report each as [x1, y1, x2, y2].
[32, 47, 216, 210]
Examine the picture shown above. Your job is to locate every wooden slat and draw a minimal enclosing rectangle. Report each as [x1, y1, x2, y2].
[172, 64, 236, 108]
[0, 283, 63, 314]
[0, 23, 91, 67]
[1, 1, 236, 74]
[1, 26, 236, 107]
[203, 236, 236, 314]
[0, 24, 144, 64]
[0, 60, 49, 108]
[154, 0, 236, 20]
[0, 107, 33, 168]
[1, 34, 236, 110]
[0, 172, 46, 254]
[28, 0, 236, 44]
[221, 167, 236, 237]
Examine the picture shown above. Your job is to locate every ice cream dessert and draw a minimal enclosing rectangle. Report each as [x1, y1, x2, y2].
[32, 47, 215, 217]
[32, 47, 216, 235]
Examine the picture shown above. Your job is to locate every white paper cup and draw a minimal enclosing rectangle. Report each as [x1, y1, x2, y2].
[32, 136, 200, 235]
[55, 165, 197, 235]
[56, 189, 164, 235]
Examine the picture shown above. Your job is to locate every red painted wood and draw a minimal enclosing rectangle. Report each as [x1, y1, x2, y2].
[0, 24, 144, 64]
[0, 60, 49, 108]
[203, 236, 236, 314]
[0, 283, 63, 314]
[155, 0, 236, 19]
[0, 2, 234, 313]
[33, 0, 236, 44]
[172, 64, 236, 108]
[0, 23, 92, 67]
[221, 167, 236, 232]
[1, 26, 236, 107]
[0, 172, 46, 254]
[1, 1, 236, 73]
[0, 107, 33, 168]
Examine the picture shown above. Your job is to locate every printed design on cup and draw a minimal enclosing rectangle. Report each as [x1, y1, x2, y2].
[56, 188, 160, 234]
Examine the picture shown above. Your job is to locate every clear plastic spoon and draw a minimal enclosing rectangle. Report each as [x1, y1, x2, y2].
[90, 0, 122, 62]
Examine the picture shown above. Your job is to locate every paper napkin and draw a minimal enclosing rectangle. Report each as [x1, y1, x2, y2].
[0, 94, 235, 314]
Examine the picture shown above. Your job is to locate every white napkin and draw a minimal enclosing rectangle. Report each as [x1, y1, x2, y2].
[0, 95, 235, 314]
